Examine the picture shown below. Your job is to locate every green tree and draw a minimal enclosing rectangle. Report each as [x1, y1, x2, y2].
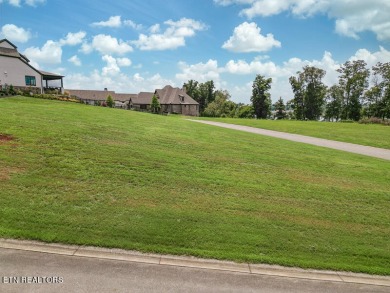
[274, 97, 286, 119]
[106, 95, 114, 108]
[325, 85, 343, 121]
[370, 62, 390, 119]
[290, 66, 327, 120]
[150, 94, 161, 114]
[337, 60, 369, 121]
[289, 75, 305, 120]
[236, 104, 254, 118]
[251, 75, 272, 119]
[203, 90, 236, 117]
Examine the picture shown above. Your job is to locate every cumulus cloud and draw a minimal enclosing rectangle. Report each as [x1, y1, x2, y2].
[222, 22, 281, 53]
[91, 16, 142, 30]
[91, 16, 122, 28]
[23, 40, 62, 66]
[176, 59, 222, 88]
[0, 24, 31, 43]
[116, 57, 132, 67]
[60, 31, 86, 46]
[132, 18, 207, 51]
[68, 55, 81, 66]
[91, 34, 133, 55]
[65, 70, 174, 94]
[214, 0, 390, 41]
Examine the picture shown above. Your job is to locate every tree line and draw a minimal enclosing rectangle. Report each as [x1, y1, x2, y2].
[183, 60, 390, 122]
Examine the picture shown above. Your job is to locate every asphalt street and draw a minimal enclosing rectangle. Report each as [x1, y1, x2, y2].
[1, 247, 389, 293]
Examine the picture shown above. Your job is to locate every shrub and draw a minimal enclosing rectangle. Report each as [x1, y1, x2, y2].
[359, 117, 390, 126]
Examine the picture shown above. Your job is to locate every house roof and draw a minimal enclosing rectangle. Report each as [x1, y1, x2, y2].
[155, 85, 198, 105]
[132, 92, 154, 104]
[0, 39, 17, 49]
[0, 47, 21, 58]
[39, 70, 64, 79]
[66, 89, 136, 102]
[66, 89, 117, 101]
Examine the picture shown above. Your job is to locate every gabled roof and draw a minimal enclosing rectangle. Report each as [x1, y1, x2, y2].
[0, 39, 17, 49]
[115, 93, 137, 102]
[131, 92, 154, 105]
[155, 85, 198, 105]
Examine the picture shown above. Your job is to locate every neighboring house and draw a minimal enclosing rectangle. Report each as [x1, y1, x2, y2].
[155, 85, 199, 116]
[0, 39, 64, 94]
[129, 92, 154, 111]
[67, 89, 116, 105]
[69, 86, 200, 116]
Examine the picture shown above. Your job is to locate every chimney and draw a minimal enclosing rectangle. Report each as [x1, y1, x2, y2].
[104, 88, 108, 91]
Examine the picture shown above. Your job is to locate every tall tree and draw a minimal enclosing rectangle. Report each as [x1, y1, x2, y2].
[289, 66, 326, 120]
[337, 60, 369, 121]
[251, 75, 272, 119]
[289, 75, 305, 120]
[183, 80, 199, 101]
[371, 62, 390, 119]
[325, 85, 343, 121]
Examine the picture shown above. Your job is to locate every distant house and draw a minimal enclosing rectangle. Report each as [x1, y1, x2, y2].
[155, 85, 199, 116]
[0, 39, 64, 94]
[68, 85, 200, 116]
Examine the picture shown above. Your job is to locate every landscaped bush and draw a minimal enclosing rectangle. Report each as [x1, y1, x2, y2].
[359, 117, 390, 126]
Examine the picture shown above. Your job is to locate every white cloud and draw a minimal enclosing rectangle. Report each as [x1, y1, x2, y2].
[0, 24, 31, 43]
[68, 55, 81, 66]
[60, 31, 87, 46]
[133, 18, 207, 51]
[176, 59, 221, 87]
[0, 0, 45, 6]
[23, 40, 62, 66]
[116, 57, 132, 67]
[102, 55, 121, 76]
[91, 16, 142, 30]
[92, 16, 122, 28]
[149, 24, 160, 33]
[123, 20, 143, 30]
[25, 0, 45, 6]
[91, 34, 133, 55]
[222, 22, 281, 53]
[215, 0, 390, 41]
[65, 70, 174, 94]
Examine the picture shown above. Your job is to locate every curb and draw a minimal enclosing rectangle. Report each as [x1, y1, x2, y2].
[1, 238, 390, 287]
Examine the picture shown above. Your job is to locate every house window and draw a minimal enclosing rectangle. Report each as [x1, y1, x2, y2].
[25, 76, 36, 86]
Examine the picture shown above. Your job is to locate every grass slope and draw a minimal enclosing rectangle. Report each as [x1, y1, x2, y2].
[1, 97, 389, 275]
[197, 117, 390, 149]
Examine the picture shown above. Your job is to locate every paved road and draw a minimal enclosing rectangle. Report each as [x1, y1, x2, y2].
[189, 120, 390, 161]
[1, 247, 389, 293]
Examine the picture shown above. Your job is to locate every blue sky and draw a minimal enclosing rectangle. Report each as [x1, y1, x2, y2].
[1, 0, 389, 103]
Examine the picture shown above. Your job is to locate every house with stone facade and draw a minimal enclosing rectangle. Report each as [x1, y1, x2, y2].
[0, 39, 64, 94]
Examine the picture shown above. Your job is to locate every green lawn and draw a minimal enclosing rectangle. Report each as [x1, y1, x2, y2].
[196, 117, 390, 149]
[1, 97, 389, 275]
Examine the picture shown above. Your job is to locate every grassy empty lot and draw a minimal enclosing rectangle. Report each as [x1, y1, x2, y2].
[1, 97, 389, 275]
[197, 117, 390, 149]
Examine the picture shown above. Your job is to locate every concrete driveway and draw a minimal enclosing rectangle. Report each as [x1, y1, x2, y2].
[188, 120, 390, 161]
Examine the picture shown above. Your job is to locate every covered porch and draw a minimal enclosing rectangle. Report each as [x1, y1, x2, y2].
[40, 70, 64, 94]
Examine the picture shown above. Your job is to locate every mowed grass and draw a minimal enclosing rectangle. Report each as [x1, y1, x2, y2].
[1, 97, 389, 275]
[197, 117, 390, 149]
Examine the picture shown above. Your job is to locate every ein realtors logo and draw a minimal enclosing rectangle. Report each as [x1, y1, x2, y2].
[2, 276, 64, 284]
